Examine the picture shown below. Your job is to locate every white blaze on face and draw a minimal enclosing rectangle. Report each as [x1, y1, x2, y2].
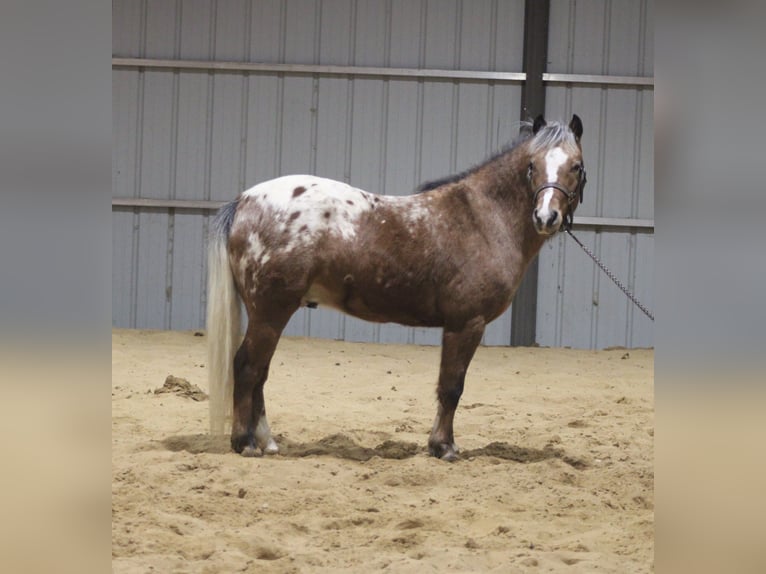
[537, 146, 570, 223]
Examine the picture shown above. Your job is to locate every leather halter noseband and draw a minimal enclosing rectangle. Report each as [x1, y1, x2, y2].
[532, 169, 587, 230]
[533, 181, 579, 206]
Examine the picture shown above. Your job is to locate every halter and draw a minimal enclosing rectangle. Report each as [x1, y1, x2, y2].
[532, 168, 587, 230]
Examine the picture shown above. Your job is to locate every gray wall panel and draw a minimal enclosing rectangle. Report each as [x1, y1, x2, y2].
[210, 75, 246, 199]
[112, 210, 136, 327]
[134, 211, 170, 329]
[536, 0, 653, 348]
[170, 212, 207, 330]
[175, 73, 210, 201]
[113, 0, 650, 349]
[245, 75, 281, 185]
[389, 0, 425, 68]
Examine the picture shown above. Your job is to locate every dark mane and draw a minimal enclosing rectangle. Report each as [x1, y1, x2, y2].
[416, 123, 535, 193]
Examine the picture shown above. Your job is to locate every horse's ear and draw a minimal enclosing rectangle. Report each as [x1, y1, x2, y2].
[569, 114, 583, 142]
[532, 114, 547, 134]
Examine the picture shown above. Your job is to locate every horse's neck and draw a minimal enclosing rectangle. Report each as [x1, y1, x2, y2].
[471, 154, 547, 259]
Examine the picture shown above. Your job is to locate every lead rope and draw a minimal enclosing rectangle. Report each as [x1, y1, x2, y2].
[564, 229, 655, 322]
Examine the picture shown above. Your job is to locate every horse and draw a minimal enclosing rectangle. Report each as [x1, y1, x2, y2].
[207, 114, 587, 461]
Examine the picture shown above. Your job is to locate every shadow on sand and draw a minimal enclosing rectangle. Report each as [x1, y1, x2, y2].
[160, 433, 588, 468]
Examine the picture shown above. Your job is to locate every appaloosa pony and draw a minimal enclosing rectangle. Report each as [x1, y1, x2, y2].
[207, 114, 586, 461]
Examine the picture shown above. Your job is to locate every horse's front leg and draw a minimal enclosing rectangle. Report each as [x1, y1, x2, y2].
[428, 317, 485, 461]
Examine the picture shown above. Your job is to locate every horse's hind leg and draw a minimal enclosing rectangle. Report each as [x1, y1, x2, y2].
[231, 306, 295, 456]
[428, 317, 485, 461]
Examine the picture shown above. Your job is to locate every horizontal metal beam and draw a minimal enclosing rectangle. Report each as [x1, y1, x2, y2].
[573, 216, 654, 229]
[112, 58, 654, 87]
[112, 57, 526, 83]
[111, 198, 653, 229]
[543, 72, 654, 87]
[111, 197, 227, 210]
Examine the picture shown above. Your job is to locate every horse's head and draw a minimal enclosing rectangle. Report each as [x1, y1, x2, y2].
[527, 114, 587, 235]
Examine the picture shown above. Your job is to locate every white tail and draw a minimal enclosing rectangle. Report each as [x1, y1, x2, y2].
[206, 209, 241, 436]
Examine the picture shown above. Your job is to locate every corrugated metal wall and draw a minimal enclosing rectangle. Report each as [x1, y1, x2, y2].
[536, 0, 654, 348]
[112, 0, 654, 349]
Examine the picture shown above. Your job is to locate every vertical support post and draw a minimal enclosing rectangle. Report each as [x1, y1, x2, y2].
[510, 0, 550, 346]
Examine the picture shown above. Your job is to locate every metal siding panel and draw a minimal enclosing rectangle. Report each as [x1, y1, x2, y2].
[112, 0, 144, 56]
[642, 0, 654, 75]
[607, 1, 642, 76]
[382, 80, 419, 196]
[535, 234, 564, 347]
[244, 75, 281, 185]
[457, 0, 493, 70]
[210, 74, 245, 200]
[284, 0, 319, 64]
[283, 308, 307, 338]
[419, 81, 454, 184]
[630, 232, 654, 347]
[175, 73, 210, 200]
[249, 2, 285, 62]
[354, 0, 388, 67]
[134, 212, 171, 329]
[488, 84, 522, 147]
[144, 1, 178, 59]
[112, 211, 136, 327]
[455, 84, 490, 174]
[593, 231, 633, 349]
[424, 0, 458, 69]
[412, 327, 441, 346]
[279, 77, 315, 174]
[178, 0, 214, 60]
[170, 212, 206, 329]
[484, 308, 512, 346]
[389, 0, 425, 68]
[348, 79, 385, 191]
[214, 0, 248, 60]
[601, 88, 639, 218]
[308, 308, 345, 341]
[315, 78, 351, 181]
[546, 1, 573, 74]
[637, 91, 654, 219]
[558, 230, 598, 348]
[112, 70, 139, 199]
[493, 0, 525, 71]
[319, 0, 354, 65]
[140, 71, 174, 199]
[571, 0, 608, 75]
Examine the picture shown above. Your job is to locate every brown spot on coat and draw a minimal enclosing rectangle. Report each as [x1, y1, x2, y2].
[289, 211, 301, 221]
[293, 186, 306, 198]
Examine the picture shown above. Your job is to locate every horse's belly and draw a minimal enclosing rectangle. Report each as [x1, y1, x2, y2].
[302, 279, 442, 327]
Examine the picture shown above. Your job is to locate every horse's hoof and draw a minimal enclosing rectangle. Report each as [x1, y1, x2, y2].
[440, 450, 459, 462]
[262, 439, 279, 455]
[429, 442, 459, 461]
[241, 445, 261, 457]
[231, 434, 254, 454]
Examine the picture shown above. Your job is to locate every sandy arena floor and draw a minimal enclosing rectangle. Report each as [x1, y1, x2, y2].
[112, 329, 653, 573]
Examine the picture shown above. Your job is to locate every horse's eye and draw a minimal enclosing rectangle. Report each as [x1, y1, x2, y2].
[572, 163, 583, 173]
[527, 163, 534, 178]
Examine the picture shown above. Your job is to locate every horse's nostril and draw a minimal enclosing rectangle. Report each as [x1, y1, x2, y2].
[546, 211, 558, 227]
[533, 209, 543, 226]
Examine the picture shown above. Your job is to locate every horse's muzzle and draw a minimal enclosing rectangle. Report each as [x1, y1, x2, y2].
[533, 208, 562, 235]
